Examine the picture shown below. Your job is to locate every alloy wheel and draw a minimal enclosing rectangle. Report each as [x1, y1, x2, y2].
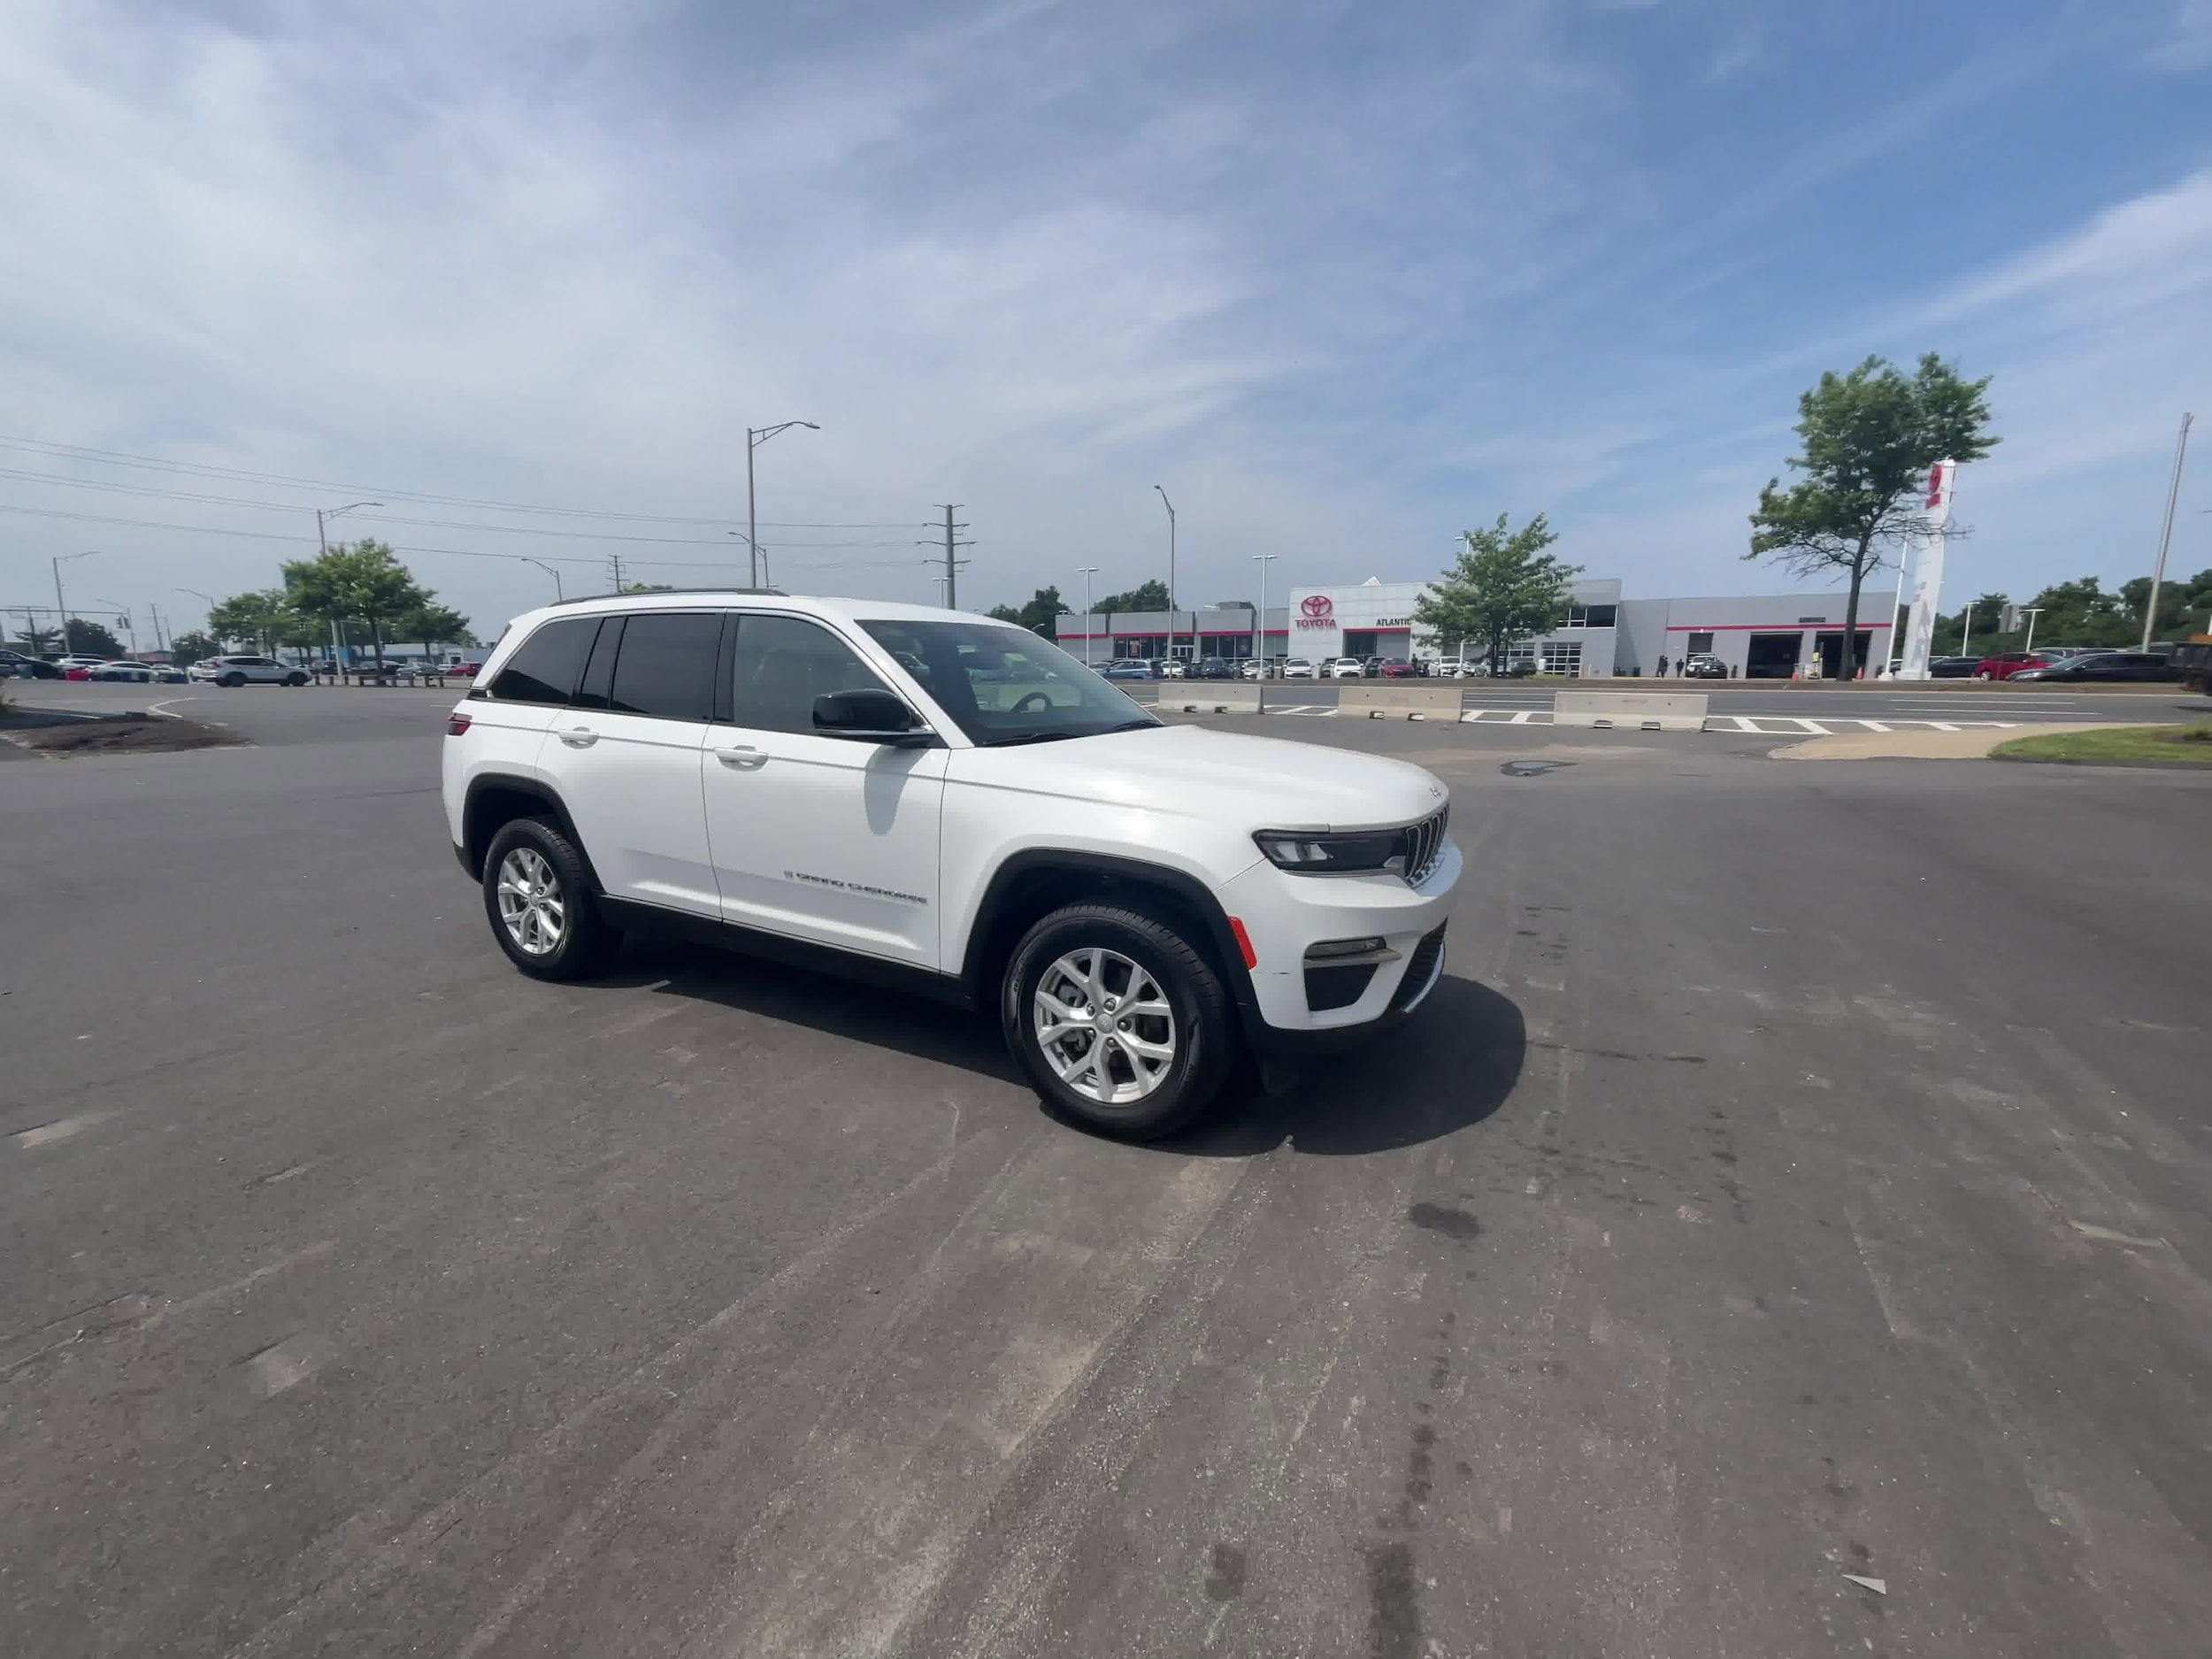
[495, 847, 565, 956]
[1032, 948, 1177, 1103]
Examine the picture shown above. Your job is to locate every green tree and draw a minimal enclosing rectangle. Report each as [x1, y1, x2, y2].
[64, 618, 125, 657]
[987, 585, 1069, 636]
[280, 540, 433, 671]
[1094, 579, 1171, 614]
[2122, 567, 2212, 643]
[168, 629, 219, 665]
[1933, 592, 2010, 657]
[1413, 512, 1579, 675]
[394, 603, 477, 657]
[207, 588, 300, 656]
[1747, 353, 1998, 678]
[2019, 577, 2133, 649]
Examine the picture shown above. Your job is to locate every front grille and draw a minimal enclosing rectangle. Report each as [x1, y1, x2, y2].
[1390, 925, 1448, 1011]
[1396, 807, 1449, 887]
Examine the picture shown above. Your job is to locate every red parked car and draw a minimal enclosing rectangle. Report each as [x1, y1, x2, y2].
[1973, 649, 2071, 680]
[448, 662, 484, 678]
[1377, 658, 1421, 678]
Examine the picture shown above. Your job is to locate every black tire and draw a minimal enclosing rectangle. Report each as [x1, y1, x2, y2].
[480, 817, 620, 981]
[285, 672, 309, 686]
[219, 672, 246, 687]
[1002, 902, 1235, 1141]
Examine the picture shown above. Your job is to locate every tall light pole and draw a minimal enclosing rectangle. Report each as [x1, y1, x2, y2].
[1154, 485, 1176, 666]
[2020, 606, 2046, 655]
[1251, 552, 1277, 668]
[1958, 600, 1975, 661]
[520, 557, 564, 601]
[52, 550, 95, 653]
[746, 420, 819, 588]
[1078, 566, 1100, 666]
[315, 501, 381, 553]
[2142, 412, 2193, 651]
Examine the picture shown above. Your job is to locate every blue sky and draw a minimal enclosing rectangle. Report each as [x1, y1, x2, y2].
[2, 0, 2208, 640]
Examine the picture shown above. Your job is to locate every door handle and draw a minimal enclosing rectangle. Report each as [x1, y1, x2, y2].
[558, 726, 598, 748]
[715, 745, 765, 769]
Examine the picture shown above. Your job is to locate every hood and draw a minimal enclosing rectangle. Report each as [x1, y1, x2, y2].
[955, 722, 1449, 831]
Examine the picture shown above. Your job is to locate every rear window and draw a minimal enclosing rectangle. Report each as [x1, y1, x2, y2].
[608, 613, 721, 721]
[490, 617, 599, 704]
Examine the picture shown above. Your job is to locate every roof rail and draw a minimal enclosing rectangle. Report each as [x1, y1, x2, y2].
[542, 587, 789, 608]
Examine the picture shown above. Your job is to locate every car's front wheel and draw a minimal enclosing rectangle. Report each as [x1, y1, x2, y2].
[1002, 903, 1235, 1141]
[480, 817, 619, 980]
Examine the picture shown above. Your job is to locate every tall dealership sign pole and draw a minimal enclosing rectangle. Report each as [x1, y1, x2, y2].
[1251, 552, 1276, 666]
[1154, 486, 1176, 666]
[1078, 566, 1099, 666]
[2141, 412, 2192, 651]
[1897, 459, 1956, 680]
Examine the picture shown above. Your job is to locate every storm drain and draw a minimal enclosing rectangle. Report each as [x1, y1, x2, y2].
[1500, 760, 1573, 777]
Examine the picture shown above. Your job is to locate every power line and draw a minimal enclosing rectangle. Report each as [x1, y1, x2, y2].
[0, 434, 919, 528]
[0, 502, 934, 574]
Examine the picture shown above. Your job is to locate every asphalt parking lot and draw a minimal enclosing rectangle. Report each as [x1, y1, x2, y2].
[6, 685, 2212, 1657]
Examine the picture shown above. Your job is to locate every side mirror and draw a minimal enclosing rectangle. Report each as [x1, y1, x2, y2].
[812, 687, 931, 744]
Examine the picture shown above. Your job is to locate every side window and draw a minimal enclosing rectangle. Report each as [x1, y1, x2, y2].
[489, 616, 598, 704]
[607, 613, 721, 721]
[573, 618, 623, 710]
[729, 615, 892, 734]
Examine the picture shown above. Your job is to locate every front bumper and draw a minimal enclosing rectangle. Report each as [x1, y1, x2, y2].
[1218, 837, 1461, 1045]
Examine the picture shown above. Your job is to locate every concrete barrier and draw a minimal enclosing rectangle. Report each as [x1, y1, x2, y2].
[1552, 689, 1709, 732]
[1164, 687, 1263, 715]
[1337, 683, 1463, 719]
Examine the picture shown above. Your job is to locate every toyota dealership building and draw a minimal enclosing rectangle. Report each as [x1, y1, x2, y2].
[1054, 575, 1892, 679]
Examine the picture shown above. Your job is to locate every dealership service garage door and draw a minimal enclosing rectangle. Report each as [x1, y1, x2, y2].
[1746, 633, 1801, 679]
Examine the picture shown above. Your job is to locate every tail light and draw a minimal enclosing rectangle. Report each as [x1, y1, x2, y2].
[446, 712, 472, 736]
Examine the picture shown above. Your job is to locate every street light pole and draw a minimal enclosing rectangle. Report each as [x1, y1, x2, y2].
[2142, 412, 2193, 651]
[1959, 601, 1975, 661]
[1251, 552, 1277, 668]
[1078, 566, 1100, 666]
[521, 557, 564, 601]
[2021, 607, 2046, 655]
[52, 550, 95, 653]
[745, 420, 819, 588]
[1154, 486, 1176, 666]
[315, 500, 382, 554]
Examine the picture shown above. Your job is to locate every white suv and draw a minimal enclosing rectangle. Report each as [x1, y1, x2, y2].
[442, 595, 1459, 1139]
[188, 655, 311, 687]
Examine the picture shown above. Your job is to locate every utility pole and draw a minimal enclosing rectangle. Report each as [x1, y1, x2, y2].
[2142, 412, 2193, 651]
[1078, 566, 1100, 665]
[1154, 486, 1177, 666]
[2021, 606, 2046, 655]
[610, 552, 625, 593]
[1958, 601, 1974, 661]
[933, 504, 972, 609]
[52, 550, 95, 653]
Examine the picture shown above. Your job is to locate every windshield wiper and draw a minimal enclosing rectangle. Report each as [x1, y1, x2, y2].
[1100, 718, 1163, 733]
[979, 730, 1083, 748]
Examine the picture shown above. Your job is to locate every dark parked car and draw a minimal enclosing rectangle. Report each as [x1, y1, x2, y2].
[0, 649, 63, 679]
[2010, 651, 2177, 684]
[1929, 656, 1978, 678]
[1684, 653, 1728, 679]
[1196, 657, 1237, 680]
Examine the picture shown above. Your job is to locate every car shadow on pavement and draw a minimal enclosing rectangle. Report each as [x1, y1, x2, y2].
[591, 941, 1522, 1157]
[593, 937, 1022, 1084]
[1168, 974, 1525, 1158]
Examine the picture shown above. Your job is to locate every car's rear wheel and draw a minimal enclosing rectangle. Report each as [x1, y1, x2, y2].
[480, 817, 619, 980]
[1974, 670, 1993, 680]
[1002, 903, 1234, 1141]
[284, 671, 309, 685]
[219, 672, 246, 687]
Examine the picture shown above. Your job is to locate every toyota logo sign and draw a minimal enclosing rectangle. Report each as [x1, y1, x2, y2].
[1300, 594, 1333, 618]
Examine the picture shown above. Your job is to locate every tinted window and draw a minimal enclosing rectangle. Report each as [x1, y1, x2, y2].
[573, 617, 623, 710]
[604, 613, 719, 720]
[858, 619, 1153, 746]
[490, 616, 598, 704]
[1585, 604, 1618, 627]
[730, 615, 892, 734]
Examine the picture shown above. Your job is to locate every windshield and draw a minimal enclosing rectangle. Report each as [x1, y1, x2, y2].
[859, 619, 1160, 746]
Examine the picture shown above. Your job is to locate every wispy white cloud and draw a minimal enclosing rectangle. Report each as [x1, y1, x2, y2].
[2147, 0, 2212, 69]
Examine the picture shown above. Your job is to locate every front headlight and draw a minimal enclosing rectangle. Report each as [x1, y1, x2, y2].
[1253, 829, 1402, 873]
